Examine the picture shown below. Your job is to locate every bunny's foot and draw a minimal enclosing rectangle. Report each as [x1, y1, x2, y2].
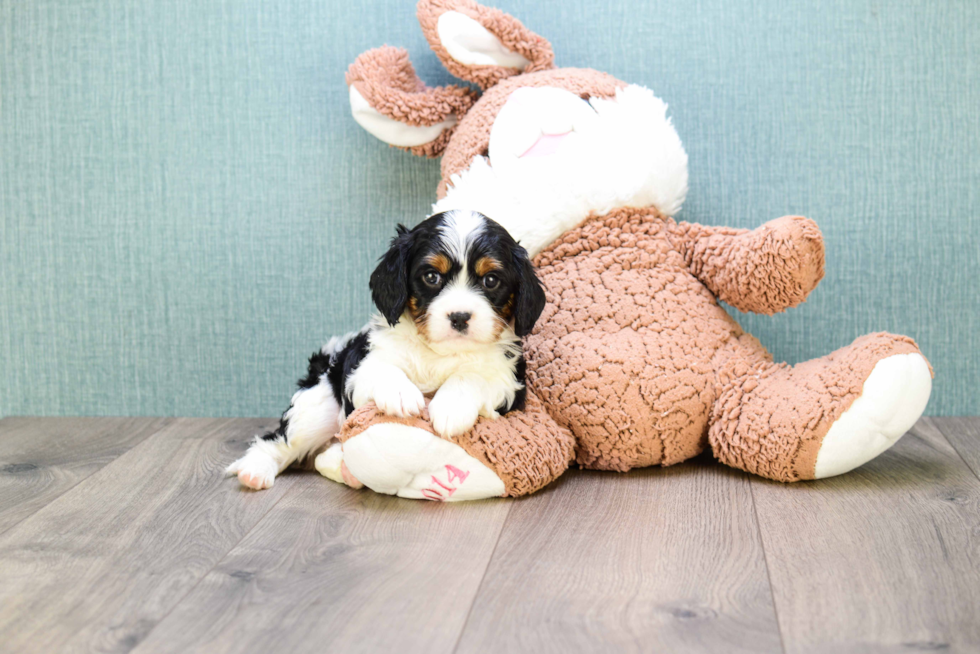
[710, 333, 932, 481]
[319, 393, 575, 500]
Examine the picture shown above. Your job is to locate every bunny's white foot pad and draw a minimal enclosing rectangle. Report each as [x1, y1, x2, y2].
[814, 353, 932, 479]
[316, 424, 506, 501]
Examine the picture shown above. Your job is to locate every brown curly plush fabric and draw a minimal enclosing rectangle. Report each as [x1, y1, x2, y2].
[417, 0, 555, 90]
[528, 207, 721, 470]
[458, 392, 576, 496]
[675, 216, 826, 315]
[338, 394, 575, 497]
[346, 46, 477, 157]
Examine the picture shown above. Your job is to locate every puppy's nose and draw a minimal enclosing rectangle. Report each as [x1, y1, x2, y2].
[448, 312, 471, 332]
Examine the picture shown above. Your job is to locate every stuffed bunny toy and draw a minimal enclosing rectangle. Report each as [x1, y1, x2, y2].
[314, 0, 933, 500]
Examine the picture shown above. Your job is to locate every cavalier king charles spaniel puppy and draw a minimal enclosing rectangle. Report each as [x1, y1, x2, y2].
[228, 210, 546, 489]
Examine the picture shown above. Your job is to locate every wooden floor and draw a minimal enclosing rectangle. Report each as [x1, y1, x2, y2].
[0, 417, 978, 654]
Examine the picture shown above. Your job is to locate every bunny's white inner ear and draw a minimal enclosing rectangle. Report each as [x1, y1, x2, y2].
[437, 11, 531, 69]
[349, 86, 457, 147]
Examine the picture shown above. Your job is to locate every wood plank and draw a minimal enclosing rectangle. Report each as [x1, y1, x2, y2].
[933, 417, 980, 481]
[0, 417, 172, 535]
[751, 418, 980, 654]
[455, 461, 783, 654]
[0, 417, 295, 654]
[130, 479, 511, 654]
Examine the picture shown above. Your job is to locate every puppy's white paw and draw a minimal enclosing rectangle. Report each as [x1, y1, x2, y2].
[227, 455, 277, 490]
[429, 393, 480, 439]
[372, 377, 425, 418]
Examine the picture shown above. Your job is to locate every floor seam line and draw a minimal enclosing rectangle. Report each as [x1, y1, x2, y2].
[749, 477, 790, 654]
[450, 500, 513, 654]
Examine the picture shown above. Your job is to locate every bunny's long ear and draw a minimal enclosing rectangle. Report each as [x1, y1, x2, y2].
[346, 46, 478, 157]
[418, 0, 554, 90]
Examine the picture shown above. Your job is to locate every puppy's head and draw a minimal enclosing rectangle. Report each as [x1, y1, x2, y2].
[370, 210, 546, 350]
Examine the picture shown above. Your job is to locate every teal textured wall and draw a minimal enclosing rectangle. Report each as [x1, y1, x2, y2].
[1, 0, 977, 417]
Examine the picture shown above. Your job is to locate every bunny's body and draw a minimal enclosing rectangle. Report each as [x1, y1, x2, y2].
[309, 0, 932, 499]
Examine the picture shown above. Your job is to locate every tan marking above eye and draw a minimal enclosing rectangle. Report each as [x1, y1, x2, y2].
[475, 257, 501, 277]
[425, 253, 451, 274]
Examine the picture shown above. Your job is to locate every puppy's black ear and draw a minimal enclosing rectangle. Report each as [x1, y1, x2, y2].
[370, 224, 413, 326]
[511, 243, 546, 337]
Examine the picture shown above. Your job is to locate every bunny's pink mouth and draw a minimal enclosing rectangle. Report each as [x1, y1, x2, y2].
[519, 131, 571, 158]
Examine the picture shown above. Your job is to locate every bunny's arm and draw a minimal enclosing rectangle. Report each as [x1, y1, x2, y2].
[669, 216, 825, 315]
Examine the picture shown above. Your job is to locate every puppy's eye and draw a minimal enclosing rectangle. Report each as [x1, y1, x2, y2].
[482, 273, 500, 290]
[423, 271, 442, 287]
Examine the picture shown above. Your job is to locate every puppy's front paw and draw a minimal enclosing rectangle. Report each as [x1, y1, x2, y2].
[372, 377, 425, 418]
[428, 393, 480, 439]
[227, 455, 277, 490]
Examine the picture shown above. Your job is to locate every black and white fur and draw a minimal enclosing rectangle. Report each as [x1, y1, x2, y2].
[227, 210, 546, 490]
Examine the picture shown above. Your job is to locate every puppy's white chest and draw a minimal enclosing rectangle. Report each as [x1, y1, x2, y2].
[404, 350, 495, 395]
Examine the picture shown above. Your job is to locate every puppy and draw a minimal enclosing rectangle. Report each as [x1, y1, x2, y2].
[227, 210, 547, 490]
